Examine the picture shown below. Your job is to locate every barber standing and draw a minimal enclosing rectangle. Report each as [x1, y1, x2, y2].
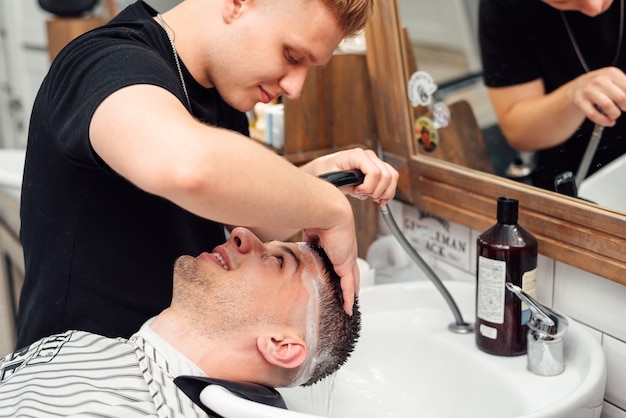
[479, 0, 626, 190]
[16, 0, 398, 348]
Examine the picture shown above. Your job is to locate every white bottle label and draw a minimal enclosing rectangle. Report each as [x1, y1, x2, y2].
[479, 324, 498, 339]
[477, 256, 506, 324]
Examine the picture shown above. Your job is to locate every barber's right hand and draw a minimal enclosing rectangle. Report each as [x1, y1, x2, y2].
[571, 66, 626, 127]
[302, 216, 359, 317]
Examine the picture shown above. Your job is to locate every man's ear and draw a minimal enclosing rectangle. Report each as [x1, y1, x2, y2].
[222, 0, 250, 23]
[257, 333, 308, 369]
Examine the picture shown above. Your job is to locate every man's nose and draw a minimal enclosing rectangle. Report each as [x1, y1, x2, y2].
[229, 227, 264, 254]
[280, 67, 310, 100]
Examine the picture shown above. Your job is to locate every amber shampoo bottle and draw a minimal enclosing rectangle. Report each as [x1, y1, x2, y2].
[476, 197, 538, 356]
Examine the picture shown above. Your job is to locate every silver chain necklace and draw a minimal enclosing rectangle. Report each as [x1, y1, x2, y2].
[561, 0, 625, 72]
[157, 13, 192, 110]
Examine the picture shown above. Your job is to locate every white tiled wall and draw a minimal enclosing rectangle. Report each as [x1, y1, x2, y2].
[552, 263, 626, 342]
[603, 403, 626, 418]
[604, 335, 626, 413]
[378, 201, 626, 417]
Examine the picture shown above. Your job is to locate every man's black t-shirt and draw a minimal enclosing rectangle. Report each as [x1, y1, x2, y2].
[17, 1, 248, 347]
[479, 0, 626, 190]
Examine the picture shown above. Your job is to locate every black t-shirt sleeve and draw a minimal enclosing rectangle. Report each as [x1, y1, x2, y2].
[479, 0, 543, 87]
[43, 34, 183, 172]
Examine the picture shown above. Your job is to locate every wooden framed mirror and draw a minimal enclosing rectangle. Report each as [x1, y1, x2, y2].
[364, 0, 626, 286]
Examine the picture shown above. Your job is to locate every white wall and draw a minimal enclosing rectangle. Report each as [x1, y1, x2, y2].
[398, 0, 481, 72]
[143, 0, 181, 12]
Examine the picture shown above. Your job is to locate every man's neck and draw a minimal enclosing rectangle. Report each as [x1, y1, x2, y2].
[149, 310, 269, 383]
[157, 2, 217, 88]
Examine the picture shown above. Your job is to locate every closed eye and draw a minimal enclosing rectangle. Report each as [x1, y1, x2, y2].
[278, 245, 300, 271]
[274, 255, 284, 268]
[285, 49, 299, 65]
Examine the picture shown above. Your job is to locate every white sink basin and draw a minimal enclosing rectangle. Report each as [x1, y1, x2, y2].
[0, 148, 26, 190]
[278, 281, 607, 418]
[579, 152, 626, 212]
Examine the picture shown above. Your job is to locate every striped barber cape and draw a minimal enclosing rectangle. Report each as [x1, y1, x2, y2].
[0, 329, 208, 417]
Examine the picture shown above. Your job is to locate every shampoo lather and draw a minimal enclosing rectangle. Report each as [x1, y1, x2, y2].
[476, 197, 538, 356]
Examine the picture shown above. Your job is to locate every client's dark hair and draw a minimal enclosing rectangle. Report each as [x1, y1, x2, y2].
[301, 245, 361, 386]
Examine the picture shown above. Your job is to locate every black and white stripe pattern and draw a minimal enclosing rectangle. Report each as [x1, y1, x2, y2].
[133, 319, 209, 417]
[0, 331, 156, 417]
[0, 329, 209, 417]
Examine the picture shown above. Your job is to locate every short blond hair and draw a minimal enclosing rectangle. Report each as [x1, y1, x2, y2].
[320, 0, 374, 37]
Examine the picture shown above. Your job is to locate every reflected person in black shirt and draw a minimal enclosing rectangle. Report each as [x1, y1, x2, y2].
[480, 0, 626, 190]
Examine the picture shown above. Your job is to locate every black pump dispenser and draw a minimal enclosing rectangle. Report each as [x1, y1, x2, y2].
[475, 196, 538, 356]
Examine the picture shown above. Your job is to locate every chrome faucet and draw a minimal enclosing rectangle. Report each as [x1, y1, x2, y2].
[506, 283, 569, 376]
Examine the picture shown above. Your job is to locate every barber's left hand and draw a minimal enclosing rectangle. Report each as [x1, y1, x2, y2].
[303, 148, 399, 206]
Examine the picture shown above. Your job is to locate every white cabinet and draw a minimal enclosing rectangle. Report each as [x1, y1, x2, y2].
[0, 0, 185, 149]
[0, 38, 13, 149]
[0, 0, 51, 149]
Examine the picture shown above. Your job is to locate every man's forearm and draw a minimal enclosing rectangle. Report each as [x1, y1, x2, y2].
[490, 82, 587, 151]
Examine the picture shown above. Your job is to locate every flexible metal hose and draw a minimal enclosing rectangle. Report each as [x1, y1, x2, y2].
[320, 170, 473, 333]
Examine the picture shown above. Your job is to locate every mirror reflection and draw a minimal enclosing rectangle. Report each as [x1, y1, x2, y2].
[398, 0, 626, 215]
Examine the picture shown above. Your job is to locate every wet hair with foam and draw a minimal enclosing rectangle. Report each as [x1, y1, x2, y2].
[294, 243, 361, 387]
